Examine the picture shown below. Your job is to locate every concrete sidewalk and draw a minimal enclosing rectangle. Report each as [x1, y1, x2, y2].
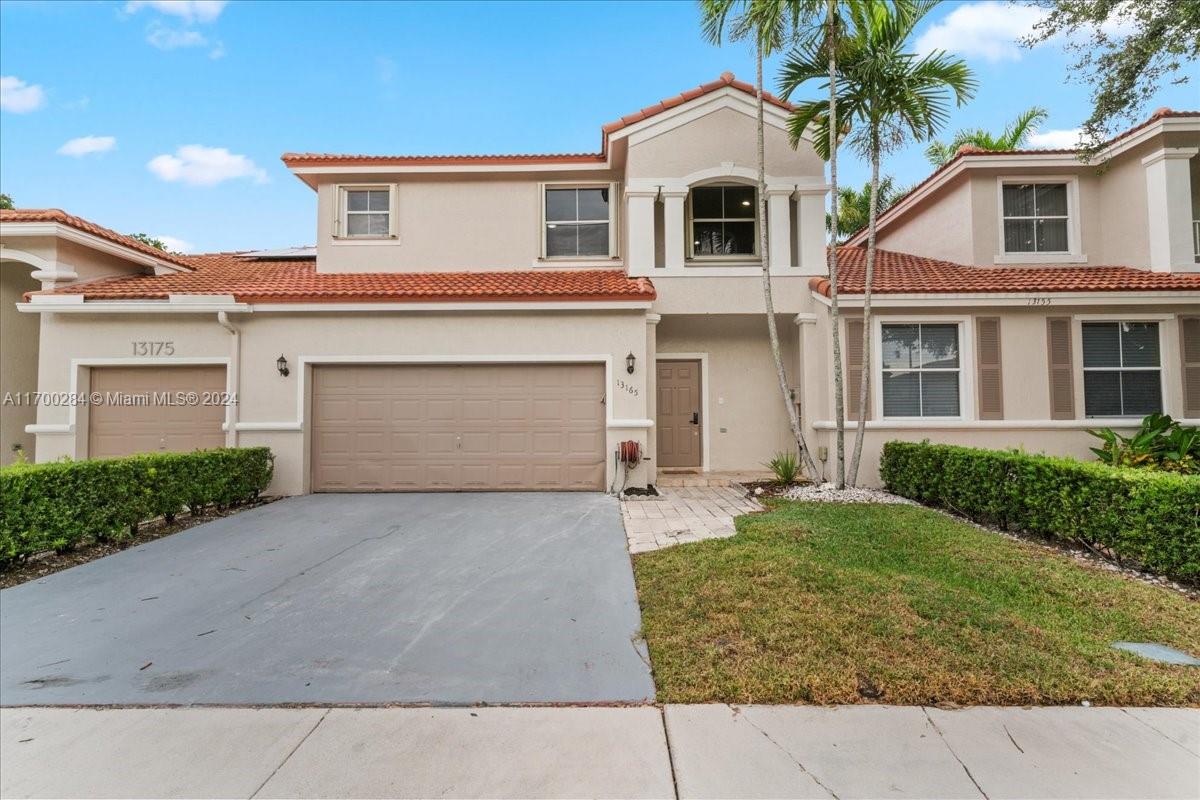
[2, 704, 1197, 799]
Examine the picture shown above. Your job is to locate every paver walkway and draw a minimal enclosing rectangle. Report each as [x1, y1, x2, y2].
[621, 484, 762, 553]
[3, 704, 1196, 798]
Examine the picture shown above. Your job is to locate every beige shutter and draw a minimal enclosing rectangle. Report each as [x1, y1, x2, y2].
[976, 317, 1004, 419]
[1046, 317, 1075, 420]
[845, 318, 869, 421]
[1181, 316, 1200, 418]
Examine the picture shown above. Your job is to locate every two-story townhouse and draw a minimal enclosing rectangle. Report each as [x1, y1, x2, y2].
[2, 75, 1198, 491]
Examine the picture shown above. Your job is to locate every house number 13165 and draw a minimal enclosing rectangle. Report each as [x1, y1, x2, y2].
[132, 341, 175, 355]
[616, 378, 639, 397]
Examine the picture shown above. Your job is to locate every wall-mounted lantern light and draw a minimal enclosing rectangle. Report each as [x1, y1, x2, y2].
[626, 352, 636, 374]
[276, 354, 290, 377]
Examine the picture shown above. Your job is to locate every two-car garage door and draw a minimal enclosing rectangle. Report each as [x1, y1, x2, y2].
[311, 364, 606, 492]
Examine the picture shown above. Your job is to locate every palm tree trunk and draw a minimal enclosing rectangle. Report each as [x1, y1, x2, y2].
[826, 0, 845, 489]
[755, 42, 820, 479]
[847, 127, 880, 486]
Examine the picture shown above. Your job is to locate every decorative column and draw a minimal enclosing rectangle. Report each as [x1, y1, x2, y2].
[795, 184, 830, 275]
[661, 188, 688, 270]
[625, 187, 659, 277]
[1143, 147, 1199, 272]
[645, 313, 660, 485]
[766, 185, 794, 272]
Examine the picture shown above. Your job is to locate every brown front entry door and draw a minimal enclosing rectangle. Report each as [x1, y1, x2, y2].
[656, 359, 701, 468]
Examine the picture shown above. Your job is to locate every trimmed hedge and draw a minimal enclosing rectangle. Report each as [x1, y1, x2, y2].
[880, 441, 1200, 582]
[0, 447, 274, 564]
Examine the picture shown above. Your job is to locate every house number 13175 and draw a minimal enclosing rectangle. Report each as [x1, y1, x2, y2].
[132, 341, 175, 355]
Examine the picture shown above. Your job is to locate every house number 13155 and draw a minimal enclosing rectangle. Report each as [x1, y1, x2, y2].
[132, 341, 175, 355]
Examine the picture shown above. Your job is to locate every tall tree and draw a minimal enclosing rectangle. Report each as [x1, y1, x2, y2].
[700, 0, 822, 480]
[782, 0, 974, 485]
[1024, 0, 1199, 153]
[0, 193, 13, 210]
[826, 176, 909, 242]
[924, 106, 1047, 167]
[128, 232, 169, 251]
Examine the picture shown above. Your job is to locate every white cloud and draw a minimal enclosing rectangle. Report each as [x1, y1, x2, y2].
[147, 144, 268, 186]
[916, 2, 1044, 62]
[57, 135, 117, 157]
[0, 76, 47, 113]
[1027, 128, 1084, 149]
[124, 1, 227, 24]
[916, 1, 1139, 63]
[156, 235, 195, 253]
[208, 40, 226, 59]
[146, 23, 208, 50]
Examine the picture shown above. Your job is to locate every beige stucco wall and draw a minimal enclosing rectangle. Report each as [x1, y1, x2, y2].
[797, 302, 1196, 486]
[874, 175, 975, 265]
[655, 314, 797, 472]
[32, 308, 652, 496]
[313, 169, 624, 273]
[0, 263, 40, 463]
[650, 275, 820, 315]
[872, 128, 1200, 268]
[624, 106, 824, 181]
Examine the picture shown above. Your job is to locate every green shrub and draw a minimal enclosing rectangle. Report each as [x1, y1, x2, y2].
[1089, 413, 1199, 474]
[0, 447, 274, 565]
[880, 441, 1200, 582]
[765, 451, 801, 484]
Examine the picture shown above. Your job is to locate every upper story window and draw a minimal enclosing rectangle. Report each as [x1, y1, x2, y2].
[543, 185, 612, 258]
[1082, 322, 1162, 417]
[881, 323, 961, 417]
[1001, 182, 1069, 253]
[690, 184, 757, 258]
[337, 185, 395, 238]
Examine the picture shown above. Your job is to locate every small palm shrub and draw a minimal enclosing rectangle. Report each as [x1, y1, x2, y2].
[765, 451, 801, 485]
[1090, 413, 1199, 474]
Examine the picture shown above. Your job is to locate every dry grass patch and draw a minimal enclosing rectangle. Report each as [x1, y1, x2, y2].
[633, 501, 1200, 706]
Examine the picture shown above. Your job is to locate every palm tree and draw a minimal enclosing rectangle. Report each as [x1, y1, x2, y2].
[781, 0, 975, 485]
[826, 176, 908, 242]
[700, 0, 822, 481]
[924, 106, 1047, 167]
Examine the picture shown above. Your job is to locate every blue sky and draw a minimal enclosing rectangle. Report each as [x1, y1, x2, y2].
[2, 0, 1197, 253]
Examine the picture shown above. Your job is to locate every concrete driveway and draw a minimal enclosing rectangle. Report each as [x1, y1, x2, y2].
[0, 493, 654, 705]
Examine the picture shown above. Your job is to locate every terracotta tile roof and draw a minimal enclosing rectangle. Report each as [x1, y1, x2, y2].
[846, 109, 1200, 245]
[38, 255, 657, 304]
[281, 72, 789, 168]
[0, 208, 194, 270]
[809, 247, 1200, 296]
[599, 71, 792, 136]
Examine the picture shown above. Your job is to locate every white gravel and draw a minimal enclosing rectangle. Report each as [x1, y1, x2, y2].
[779, 482, 917, 505]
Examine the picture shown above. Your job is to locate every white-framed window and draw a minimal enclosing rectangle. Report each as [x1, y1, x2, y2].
[880, 322, 962, 417]
[541, 183, 615, 258]
[337, 185, 396, 238]
[1081, 321, 1163, 417]
[688, 183, 758, 258]
[995, 177, 1084, 263]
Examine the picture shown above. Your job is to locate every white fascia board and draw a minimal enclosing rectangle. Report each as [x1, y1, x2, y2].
[608, 87, 805, 146]
[0, 222, 190, 274]
[810, 289, 1200, 308]
[810, 418, 1198, 431]
[248, 301, 653, 312]
[18, 300, 250, 314]
[169, 294, 238, 304]
[288, 159, 613, 177]
[28, 294, 85, 305]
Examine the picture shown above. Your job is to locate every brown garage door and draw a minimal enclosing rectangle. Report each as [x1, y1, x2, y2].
[311, 364, 606, 492]
[88, 366, 227, 459]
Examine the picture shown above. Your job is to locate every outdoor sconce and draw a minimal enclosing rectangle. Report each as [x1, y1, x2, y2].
[626, 352, 636, 374]
[276, 354, 290, 377]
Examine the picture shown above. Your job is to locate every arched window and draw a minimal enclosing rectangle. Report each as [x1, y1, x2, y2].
[688, 183, 757, 258]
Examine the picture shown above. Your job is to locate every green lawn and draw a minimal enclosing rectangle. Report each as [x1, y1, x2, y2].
[633, 501, 1200, 706]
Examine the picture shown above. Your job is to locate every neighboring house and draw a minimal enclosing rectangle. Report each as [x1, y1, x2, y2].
[0, 75, 1197, 489]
